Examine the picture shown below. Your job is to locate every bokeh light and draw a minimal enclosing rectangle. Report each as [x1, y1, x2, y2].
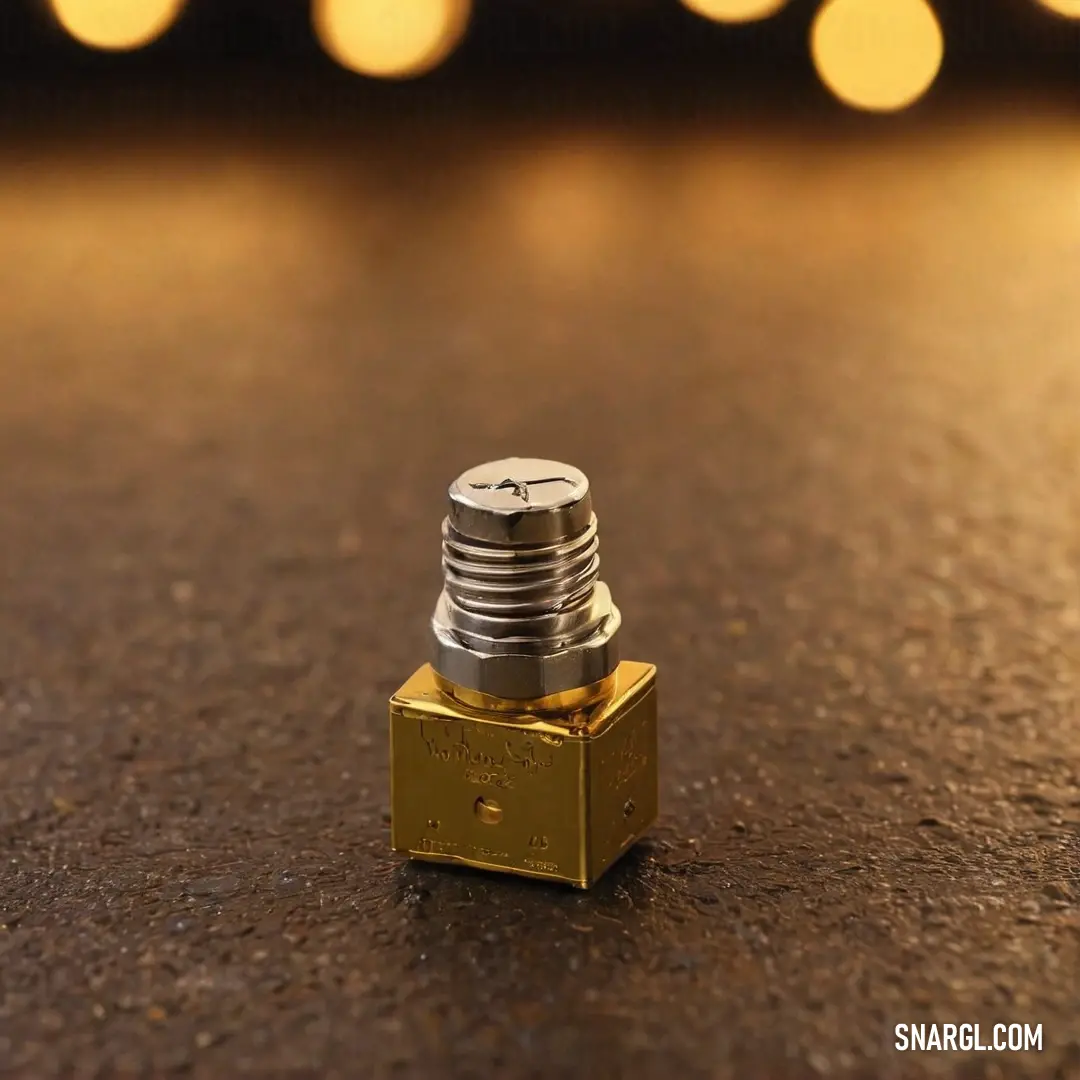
[49, 0, 186, 51]
[680, 0, 787, 23]
[1033, 0, 1080, 17]
[811, 0, 944, 112]
[312, 0, 471, 80]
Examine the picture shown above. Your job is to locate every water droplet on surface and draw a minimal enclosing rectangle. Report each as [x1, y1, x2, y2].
[271, 870, 304, 897]
[183, 874, 241, 900]
[165, 912, 197, 935]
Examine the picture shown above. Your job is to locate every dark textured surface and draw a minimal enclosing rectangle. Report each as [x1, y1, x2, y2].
[2, 99, 1080, 1079]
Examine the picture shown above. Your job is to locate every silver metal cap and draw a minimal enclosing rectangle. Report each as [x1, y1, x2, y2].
[431, 457, 620, 699]
[448, 458, 592, 546]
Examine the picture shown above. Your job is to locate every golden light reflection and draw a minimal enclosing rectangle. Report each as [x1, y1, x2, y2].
[1034, 0, 1080, 17]
[680, 0, 787, 23]
[312, 0, 471, 79]
[811, 0, 944, 113]
[49, 0, 186, 51]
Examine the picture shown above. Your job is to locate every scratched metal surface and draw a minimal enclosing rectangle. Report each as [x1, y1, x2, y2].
[1, 97, 1080, 1079]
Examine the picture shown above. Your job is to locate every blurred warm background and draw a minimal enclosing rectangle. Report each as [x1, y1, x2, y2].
[5, 0, 1080, 106]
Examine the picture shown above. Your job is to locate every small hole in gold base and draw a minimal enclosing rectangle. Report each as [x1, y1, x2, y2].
[623, 799, 636, 818]
[474, 797, 503, 825]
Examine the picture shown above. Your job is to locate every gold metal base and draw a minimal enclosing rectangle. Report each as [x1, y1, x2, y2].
[389, 661, 658, 889]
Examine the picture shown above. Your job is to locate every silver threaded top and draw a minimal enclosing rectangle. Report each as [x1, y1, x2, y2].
[437, 458, 606, 656]
[431, 458, 622, 698]
[441, 514, 604, 654]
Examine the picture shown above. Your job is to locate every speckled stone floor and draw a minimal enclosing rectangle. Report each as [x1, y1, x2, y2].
[1, 94, 1079, 1079]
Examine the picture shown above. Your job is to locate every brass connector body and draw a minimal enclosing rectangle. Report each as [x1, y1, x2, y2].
[390, 660, 657, 888]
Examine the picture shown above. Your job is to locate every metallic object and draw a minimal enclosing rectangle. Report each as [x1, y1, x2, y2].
[432, 459, 620, 700]
[389, 457, 658, 888]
